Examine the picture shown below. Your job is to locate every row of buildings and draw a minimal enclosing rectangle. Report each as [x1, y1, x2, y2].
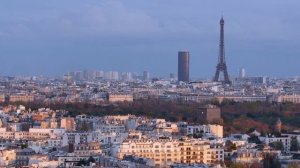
[0, 105, 298, 167]
[2, 74, 300, 105]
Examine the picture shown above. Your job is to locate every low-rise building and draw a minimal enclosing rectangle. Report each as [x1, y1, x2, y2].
[277, 94, 300, 104]
[108, 94, 133, 103]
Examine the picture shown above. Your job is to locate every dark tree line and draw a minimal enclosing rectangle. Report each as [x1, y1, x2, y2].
[3, 99, 300, 135]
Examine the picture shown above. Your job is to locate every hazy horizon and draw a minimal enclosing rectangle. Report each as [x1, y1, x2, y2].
[0, 0, 299, 78]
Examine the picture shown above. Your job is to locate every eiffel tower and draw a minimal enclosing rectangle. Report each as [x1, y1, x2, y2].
[214, 17, 231, 85]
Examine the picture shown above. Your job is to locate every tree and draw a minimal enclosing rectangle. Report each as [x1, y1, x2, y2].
[269, 141, 284, 151]
[87, 156, 96, 166]
[193, 133, 203, 139]
[290, 137, 299, 151]
[76, 159, 87, 166]
[288, 162, 300, 168]
[225, 140, 237, 151]
[229, 162, 247, 168]
[78, 121, 90, 131]
[262, 153, 281, 168]
[248, 136, 261, 144]
[20, 143, 28, 149]
[250, 161, 262, 168]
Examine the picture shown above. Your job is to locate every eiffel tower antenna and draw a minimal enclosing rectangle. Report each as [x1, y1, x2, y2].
[213, 16, 231, 84]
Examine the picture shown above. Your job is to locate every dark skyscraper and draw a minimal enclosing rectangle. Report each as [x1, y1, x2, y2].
[178, 51, 190, 82]
[214, 17, 231, 84]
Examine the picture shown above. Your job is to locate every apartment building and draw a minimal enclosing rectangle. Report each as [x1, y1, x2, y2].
[187, 125, 223, 138]
[16, 148, 35, 167]
[265, 135, 291, 153]
[58, 153, 101, 168]
[234, 148, 263, 163]
[74, 142, 101, 156]
[0, 149, 16, 167]
[117, 138, 224, 167]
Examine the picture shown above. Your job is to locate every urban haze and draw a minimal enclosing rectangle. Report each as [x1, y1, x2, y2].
[0, 0, 299, 78]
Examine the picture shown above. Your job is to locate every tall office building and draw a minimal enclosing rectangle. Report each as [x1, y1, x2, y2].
[178, 51, 190, 82]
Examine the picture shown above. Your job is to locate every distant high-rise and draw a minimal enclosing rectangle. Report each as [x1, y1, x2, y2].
[75, 71, 84, 81]
[104, 71, 119, 81]
[94, 71, 104, 80]
[213, 17, 231, 84]
[239, 68, 246, 78]
[83, 70, 90, 80]
[121, 72, 132, 81]
[178, 51, 190, 82]
[170, 73, 175, 79]
[143, 71, 150, 81]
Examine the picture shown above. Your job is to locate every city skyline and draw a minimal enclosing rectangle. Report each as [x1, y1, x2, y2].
[0, 1, 300, 78]
[1, 1, 300, 167]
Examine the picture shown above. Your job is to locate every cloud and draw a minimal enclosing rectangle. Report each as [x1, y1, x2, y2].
[0, 0, 207, 40]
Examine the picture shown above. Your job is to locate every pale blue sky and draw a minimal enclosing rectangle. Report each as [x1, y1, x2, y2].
[0, 0, 299, 78]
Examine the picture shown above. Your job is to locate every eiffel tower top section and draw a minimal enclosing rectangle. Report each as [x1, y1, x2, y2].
[219, 17, 225, 64]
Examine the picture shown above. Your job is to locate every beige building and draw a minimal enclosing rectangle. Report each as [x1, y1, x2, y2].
[234, 149, 263, 163]
[209, 125, 224, 138]
[277, 94, 300, 104]
[0, 129, 14, 139]
[108, 94, 133, 103]
[12, 131, 50, 140]
[117, 139, 224, 167]
[74, 142, 101, 156]
[0, 95, 5, 103]
[40, 121, 50, 129]
[61, 117, 76, 131]
[216, 96, 266, 103]
[9, 94, 34, 103]
[0, 149, 16, 167]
